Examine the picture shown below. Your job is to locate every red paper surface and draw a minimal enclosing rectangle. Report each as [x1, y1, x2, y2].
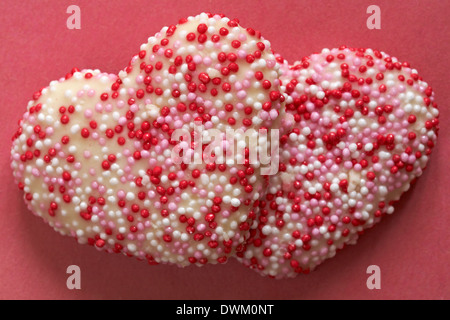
[0, 0, 448, 300]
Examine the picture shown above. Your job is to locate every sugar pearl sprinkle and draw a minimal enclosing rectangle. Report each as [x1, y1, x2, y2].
[10, 13, 283, 267]
[237, 47, 439, 278]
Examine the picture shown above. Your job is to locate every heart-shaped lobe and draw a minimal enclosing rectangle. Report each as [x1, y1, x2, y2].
[10, 13, 284, 267]
[237, 47, 439, 278]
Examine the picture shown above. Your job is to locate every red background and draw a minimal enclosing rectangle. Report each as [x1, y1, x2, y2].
[0, 0, 448, 300]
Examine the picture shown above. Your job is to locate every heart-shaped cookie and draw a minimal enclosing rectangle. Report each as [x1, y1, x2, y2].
[237, 47, 439, 278]
[10, 12, 284, 267]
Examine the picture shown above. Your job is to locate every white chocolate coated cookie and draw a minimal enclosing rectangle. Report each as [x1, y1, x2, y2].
[10, 13, 284, 267]
[237, 47, 439, 278]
